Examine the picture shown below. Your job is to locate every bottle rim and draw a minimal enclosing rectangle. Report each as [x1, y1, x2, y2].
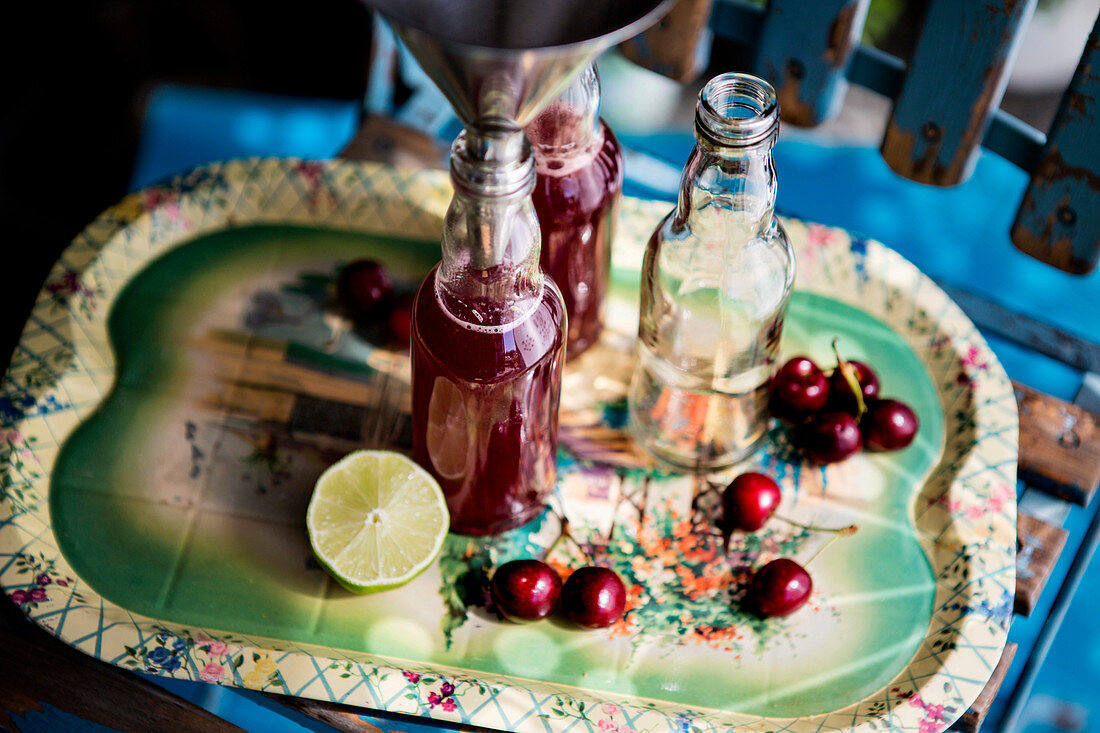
[695, 72, 779, 149]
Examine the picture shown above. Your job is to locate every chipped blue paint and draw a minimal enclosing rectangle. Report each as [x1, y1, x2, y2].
[881, 0, 1037, 186]
[1012, 15, 1100, 275]
[708, 1, 1048, 175]
[752, 0, 869, 126]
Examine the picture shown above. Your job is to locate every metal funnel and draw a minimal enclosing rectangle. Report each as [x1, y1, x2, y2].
[367, 0, 673, 129]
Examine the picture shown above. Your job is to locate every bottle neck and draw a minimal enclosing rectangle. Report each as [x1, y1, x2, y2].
[525, 64, 601, 156]
[674, 143, 777, 236]
[437, 123, 542, 328]
[673, 72, 780, 237]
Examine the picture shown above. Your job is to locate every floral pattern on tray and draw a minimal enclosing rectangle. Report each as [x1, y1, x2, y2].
[0, 159, 1015, 732]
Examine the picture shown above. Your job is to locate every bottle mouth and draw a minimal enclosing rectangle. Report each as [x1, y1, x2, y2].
[525, 64, 600, 154]
[452, 118, 535, 198]
[695, 72, 779, 149]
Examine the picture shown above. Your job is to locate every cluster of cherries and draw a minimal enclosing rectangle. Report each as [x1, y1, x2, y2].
[491, 471, 852, 625]
[721, 471, 856, 617]
[769, 345, 919, 463]
[335, 258, 414, 345]
[489, 560, 627, 629]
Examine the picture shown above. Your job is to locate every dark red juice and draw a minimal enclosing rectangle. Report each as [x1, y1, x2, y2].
[528, 107, 623, 358]
[411, 266, 566, 535]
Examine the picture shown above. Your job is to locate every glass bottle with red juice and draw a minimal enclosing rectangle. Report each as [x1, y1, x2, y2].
[411, 121, 567, 535]
[526, 64, 623, 358]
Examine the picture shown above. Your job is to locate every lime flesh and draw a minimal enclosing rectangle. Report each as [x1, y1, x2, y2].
[306, 450, 449, 593]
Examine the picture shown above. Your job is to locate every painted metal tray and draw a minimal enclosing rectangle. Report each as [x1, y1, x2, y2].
[0, 159, 1016, 732]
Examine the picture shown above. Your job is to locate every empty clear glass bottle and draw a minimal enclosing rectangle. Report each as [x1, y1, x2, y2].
[627, 73, 795, 471]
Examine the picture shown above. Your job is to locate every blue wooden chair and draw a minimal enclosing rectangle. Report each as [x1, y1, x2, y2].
[644, 3, 1100, 731]
[685, 0, 1099, 277]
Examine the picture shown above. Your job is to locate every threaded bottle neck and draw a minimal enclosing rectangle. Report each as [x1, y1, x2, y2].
[694, 72, 779, 153]
[451, 119, 535, 200]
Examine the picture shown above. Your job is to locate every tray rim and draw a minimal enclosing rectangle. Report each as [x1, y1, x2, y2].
[0, 157, 1017, 733]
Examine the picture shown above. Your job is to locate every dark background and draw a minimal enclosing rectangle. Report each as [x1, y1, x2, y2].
[0, 0, 373, 363]
[0, 0, 1067, 365]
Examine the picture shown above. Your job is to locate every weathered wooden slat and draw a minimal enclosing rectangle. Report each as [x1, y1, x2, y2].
[1012, 15, 1100, 274]
[1001, 491, 1100, 730]
[708, 1, 1048, 174]
[1016, 513, 1069, 616]
[950, 642, 1017, 733]
[1015, 380, 1100, 506]
[881, 0, 1035, 186]
[1, 598, 244, 733]
[937, 283, 1100, 374]
[619, 0, 715, 82]
[753, 0, 870, 126]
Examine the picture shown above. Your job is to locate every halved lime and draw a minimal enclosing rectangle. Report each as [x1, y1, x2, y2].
[306, 450, 449, 593]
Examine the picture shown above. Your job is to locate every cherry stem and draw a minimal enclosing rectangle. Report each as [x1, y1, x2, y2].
[545, 513, 594, 565]
[774, 513, 859, 535]
[832, 337, 867, 419]
[804, 524, 859, 567]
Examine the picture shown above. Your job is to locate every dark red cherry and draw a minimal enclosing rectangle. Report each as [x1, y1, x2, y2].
[722, 472, 782, 532]
[336, 259, 393, 320]
[862, 399, 919, 451]
[747, 558, 813, 617]
[490, 559, 561, 622]
[797, 412, 862, 464]
[560, 566, 626, 629]
[769, 357, 830, 422]
[827, 360, 880, 415]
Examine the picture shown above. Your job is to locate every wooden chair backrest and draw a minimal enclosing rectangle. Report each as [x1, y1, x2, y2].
[622, 0, 1100, 275]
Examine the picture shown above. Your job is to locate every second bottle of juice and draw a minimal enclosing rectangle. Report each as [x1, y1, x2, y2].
[526, 64, 622, 359]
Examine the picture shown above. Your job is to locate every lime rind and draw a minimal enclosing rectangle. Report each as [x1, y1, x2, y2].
[306, 450, 449, 594]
